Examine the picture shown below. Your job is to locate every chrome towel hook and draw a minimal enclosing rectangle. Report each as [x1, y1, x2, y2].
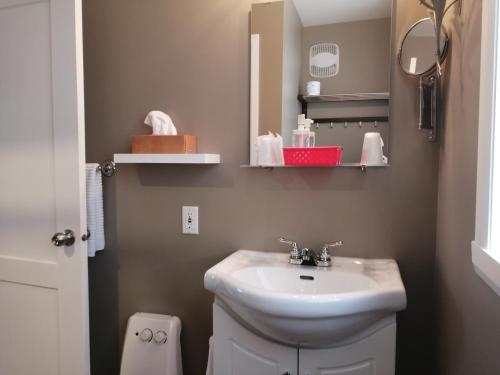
[97, 160, 117, 177]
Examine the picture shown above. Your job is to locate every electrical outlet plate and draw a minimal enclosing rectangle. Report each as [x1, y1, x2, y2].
[182, 206, 199, 235]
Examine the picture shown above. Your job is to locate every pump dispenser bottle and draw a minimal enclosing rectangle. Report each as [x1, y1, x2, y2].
[292, 114, 315, 147]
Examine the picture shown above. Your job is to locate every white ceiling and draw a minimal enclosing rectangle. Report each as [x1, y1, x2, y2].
[292, 0, 392, 27]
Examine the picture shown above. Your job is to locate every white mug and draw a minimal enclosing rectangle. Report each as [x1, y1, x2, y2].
[360, 132, 388, 166]
[306, 81, 321, 96]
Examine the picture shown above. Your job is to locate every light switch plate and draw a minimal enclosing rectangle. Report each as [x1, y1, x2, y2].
[182, 206, 199, 235]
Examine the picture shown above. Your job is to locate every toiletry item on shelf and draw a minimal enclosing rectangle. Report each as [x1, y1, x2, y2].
[306, 81, 321, 96]
[360, 132, 388, 165]
[132, 110, 197, 153]
[144, 110, 177, 135]
[283, 146, 343, 166]
[292, 115, 315, 147]
[255, 132, 284, 166]
[132, 135, 197, 153]
[272, 133, 285, 166]
[304, 118, 315, 147]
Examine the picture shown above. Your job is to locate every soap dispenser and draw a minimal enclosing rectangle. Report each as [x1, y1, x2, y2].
[304, 118, 316, 147]
[292, 115, 315, 147]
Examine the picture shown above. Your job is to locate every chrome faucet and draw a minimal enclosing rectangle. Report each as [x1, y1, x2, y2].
[279, 238, 344, 267]
[279, 237, 302, 264]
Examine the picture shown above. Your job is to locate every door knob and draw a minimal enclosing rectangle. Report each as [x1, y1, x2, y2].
[52, 229, 76, 247]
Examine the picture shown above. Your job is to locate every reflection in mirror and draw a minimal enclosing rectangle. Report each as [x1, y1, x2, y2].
[250, 0, 393, 165]
[399, 18, 448, 76]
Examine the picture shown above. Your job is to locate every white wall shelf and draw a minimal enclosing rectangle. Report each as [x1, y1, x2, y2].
[113, 153, 221, 164]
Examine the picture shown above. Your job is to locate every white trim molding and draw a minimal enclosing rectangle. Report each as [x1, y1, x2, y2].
[472, 0, 500, 296]
[250, 34, 260, 166]
[472, 242, 500, 296]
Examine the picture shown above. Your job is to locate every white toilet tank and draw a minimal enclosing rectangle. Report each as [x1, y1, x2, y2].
[120, 313, 183, 375]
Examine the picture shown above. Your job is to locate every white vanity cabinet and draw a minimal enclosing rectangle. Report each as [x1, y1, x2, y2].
[213, 303, 397, 375]
[298, 324, 396, 375]
[213, 303, 297, 375]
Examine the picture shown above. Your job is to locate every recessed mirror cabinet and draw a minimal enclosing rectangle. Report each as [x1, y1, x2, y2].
[249, 0, 393, 165]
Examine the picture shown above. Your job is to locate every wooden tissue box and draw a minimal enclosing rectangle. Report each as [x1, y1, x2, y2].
[132, 135, 197, 154]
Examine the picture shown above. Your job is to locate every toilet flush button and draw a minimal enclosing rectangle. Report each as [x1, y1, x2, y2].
[154, 330, 168, 344]
[139, 328, 153, 342]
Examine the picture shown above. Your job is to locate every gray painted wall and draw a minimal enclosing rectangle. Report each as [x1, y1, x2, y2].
[435, 1, 500, 374]
[83, 1, 437, 374]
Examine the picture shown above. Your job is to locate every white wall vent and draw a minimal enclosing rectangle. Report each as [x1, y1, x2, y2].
[309, 43, 339, 78]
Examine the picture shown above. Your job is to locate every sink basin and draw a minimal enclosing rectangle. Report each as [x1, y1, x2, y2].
[204, 250, 406, 347]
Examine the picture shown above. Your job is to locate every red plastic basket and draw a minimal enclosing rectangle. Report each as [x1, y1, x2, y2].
[283, 146, 343, 166]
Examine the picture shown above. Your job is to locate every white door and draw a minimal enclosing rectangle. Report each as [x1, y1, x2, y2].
[0, 0, 89, 374]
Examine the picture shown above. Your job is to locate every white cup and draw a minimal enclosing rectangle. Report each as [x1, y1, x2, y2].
[360, 132, 388, 166]
[306, 81, 321, 96]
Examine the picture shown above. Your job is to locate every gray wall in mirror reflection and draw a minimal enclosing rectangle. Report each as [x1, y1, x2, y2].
[400, 36, 436, 75]
[300, 18, 391, 94]
[309, 101, 389, 162]
[301, 18, 391, 162]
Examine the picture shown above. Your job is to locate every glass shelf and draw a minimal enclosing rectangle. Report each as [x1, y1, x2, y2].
[240, 163, 389, 171]
[298, 92, 390, 103]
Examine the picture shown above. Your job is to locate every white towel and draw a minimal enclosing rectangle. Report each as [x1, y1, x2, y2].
[86, 164, 105, 256]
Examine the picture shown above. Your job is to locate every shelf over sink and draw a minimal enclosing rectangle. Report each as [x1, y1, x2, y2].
[113, 153, 220, 164]
[241, 163, 389, 170]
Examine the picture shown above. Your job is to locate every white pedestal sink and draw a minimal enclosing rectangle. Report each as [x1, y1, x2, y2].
[204, 250, 407, 347]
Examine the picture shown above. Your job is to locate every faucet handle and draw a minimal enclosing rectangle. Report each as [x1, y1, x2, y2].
[320, 241, 344, 260]
[321, 241, 344, 253]
[279, 237, 300, 255]
[279, 237, 299, 250]
[315, 241, 343, 267]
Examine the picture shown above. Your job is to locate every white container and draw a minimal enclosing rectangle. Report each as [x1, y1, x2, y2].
[360, 132, 388, 166]
[120, 313, 183, 375]
[306, 81, 321, 96]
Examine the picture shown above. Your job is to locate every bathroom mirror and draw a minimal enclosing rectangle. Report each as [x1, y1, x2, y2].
[398, 18, 449, 141]
[399, 18, 449, 77]
[249, 0, 393, 165]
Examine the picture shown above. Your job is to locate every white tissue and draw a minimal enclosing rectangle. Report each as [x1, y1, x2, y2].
[144, 110, 178, 135]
